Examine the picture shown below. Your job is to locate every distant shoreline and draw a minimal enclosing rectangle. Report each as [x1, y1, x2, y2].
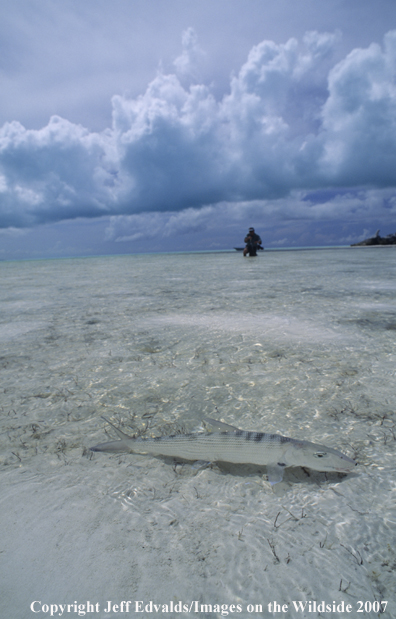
[351, 230, 396, 247]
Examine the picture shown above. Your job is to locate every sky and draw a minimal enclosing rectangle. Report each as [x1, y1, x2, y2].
[1, 0, 396, 259]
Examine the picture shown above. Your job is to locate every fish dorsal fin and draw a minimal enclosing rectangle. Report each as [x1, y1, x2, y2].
[202, 417, 241, 432]
[101, 416, 134, 440]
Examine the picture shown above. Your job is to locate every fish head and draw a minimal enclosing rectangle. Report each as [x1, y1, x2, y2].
[285, 439, 356, 473]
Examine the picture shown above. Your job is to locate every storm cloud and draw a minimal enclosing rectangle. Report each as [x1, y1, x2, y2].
[1, 29, 396, 230]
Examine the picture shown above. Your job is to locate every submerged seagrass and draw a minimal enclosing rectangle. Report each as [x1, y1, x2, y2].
[90, 417, 356, 484]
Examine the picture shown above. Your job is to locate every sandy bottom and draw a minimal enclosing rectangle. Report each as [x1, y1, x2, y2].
[1, 250, 395, 618]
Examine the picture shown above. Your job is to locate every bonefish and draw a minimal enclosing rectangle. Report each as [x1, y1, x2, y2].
[90, 417, 356, 485]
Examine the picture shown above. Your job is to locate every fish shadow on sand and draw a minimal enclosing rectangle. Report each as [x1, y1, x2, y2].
[118, 453, 358, 489]
[214, 460, 358, 488]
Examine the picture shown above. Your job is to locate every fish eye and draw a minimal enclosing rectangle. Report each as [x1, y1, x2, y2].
[314, 451, 328, 458]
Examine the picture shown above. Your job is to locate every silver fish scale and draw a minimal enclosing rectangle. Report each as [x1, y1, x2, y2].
[122, 431, 293, 466]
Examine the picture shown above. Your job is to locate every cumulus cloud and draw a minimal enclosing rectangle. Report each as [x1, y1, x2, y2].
[320, 31, 396, 185]
[1, 29, 396, 230]
[0, 116, 118, 227]
[173, 27, 206, 81]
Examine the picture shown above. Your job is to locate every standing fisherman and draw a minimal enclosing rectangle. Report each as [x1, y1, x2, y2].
[243, 227, 263, 256]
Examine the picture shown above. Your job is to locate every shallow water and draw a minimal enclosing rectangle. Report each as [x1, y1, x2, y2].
[1, 248, 395, 618]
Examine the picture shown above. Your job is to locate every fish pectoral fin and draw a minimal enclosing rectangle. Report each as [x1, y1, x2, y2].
[266, 464, 286, 486]
[191, 460, 210, 470]
[202, 417, 241, 432]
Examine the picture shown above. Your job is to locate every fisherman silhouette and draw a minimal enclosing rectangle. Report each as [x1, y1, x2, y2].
[243, 227, 262, 256]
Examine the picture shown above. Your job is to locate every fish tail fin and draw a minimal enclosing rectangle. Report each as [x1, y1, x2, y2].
[101, 416, 134, 440]
[90, 439, 131, 453]
[90, 417, 135, 453]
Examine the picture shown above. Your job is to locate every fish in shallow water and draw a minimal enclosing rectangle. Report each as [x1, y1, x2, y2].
[90, 417, 356, 485]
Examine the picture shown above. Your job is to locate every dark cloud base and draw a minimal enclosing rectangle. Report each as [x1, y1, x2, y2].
[1, 204, 395, 261]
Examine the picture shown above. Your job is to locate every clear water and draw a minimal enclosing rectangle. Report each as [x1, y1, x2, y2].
[1, 248, 395, 618]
